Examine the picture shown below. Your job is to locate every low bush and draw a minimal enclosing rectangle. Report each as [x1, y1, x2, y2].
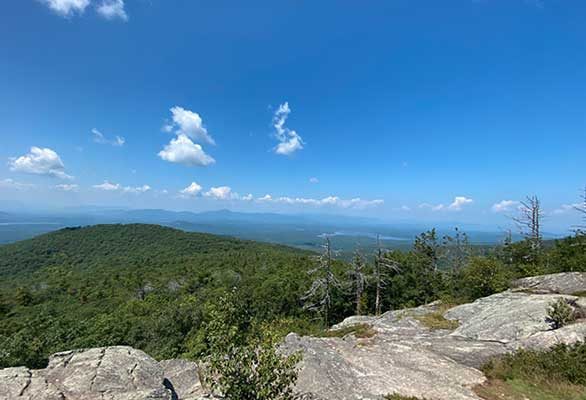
[546, 298, 576, 329]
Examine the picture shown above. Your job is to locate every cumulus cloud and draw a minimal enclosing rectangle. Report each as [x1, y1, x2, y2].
[272, 102, 304, 155]
[179, 182, 203, 197]
[309, 177, 319, 184]
[159, 107, 216, 167]
[241, 193, 254, 201]
[165, 106, 215, 145]
[9, 147, 73, 180]
[92, 128, 125, 147]
[40, 0, 90, 17]
[419, 196, 473, 212]
[448, 196, 473, 211]
[204, 186, 237, 200]
[55, 183, 79, 192]
[96, 0, 127, 21]
[158, 134, 215, 167]
[492, 200, 520, 213]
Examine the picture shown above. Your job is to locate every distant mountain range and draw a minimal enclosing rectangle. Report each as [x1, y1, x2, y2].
[0, 208, 557, 254]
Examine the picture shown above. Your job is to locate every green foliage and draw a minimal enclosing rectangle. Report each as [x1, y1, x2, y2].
[482, 341, 586, 386]
[0, 223, 584, 371]
[203, 291, 301, 400]
[546, 298, 576, 329]
[456, 257, 511, 301]
[0, 224, 316, 368]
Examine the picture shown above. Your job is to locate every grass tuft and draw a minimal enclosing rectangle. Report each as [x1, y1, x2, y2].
[414, 304, 459, 331]
[322, 323, 376, 339]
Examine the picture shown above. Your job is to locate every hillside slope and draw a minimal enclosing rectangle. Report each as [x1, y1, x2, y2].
[0, 224, 316, 368]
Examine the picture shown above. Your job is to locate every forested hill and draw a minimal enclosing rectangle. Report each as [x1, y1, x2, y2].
[0, 224, 317, 368]
[0, 223, 312, 278]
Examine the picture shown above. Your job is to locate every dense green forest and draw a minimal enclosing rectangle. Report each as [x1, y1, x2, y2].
[0, 223, 585, 370]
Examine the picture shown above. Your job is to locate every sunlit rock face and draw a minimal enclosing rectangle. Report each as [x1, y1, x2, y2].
[284, 272, 586, 400]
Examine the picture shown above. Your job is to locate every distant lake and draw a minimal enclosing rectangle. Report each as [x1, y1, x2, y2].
[318, 231, 410, 241]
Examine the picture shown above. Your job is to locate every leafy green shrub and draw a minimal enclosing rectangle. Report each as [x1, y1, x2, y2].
[546, 298, 576, 329]
[203, 291, 301, 400]
[458, 257, 510, 301]
[482, 341, 586, 386]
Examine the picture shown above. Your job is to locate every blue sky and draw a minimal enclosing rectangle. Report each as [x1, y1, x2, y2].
[0, 0, 585, 231]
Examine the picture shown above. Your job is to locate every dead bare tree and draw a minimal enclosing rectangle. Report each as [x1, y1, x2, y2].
[441, 227, 471, 271]
[373, 235, 401, 316]
[348, 249, 367, 316]
[574, 185, 586, 232]
[302, 237, 341, 327]
[512, 195, 543, 261]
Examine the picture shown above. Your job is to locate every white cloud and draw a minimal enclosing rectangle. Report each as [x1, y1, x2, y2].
[241, 193, 253, 201]
[393, 205, 411, 211]
[166, 106, 215, 145]
[204, 186, 237, 200]
[491, 200, 520, 213]
[92, 128, 125, 147]
[309, 177, 319, 184]
[448, 196, 473, 211]
[159, 107, 216, 167]
[93, 181, 150, 193]
[40, 0, 90, 17]
[55, 183, 79, 191]
[552, 203, 582, 215]
[158, 134, 215, 167]
[179, 182, 203, 197]
[93, 181, 121, 191]
[256, 194, 383, 209]
[0, 178, 35, 190]
[96, 0, 127, 21]
[419, 196, 473, 212]
[123, 184, 151, 194]
[272, 102, 304, 155]
[9, 147, 73, 180]
[419, 203, 445, 211]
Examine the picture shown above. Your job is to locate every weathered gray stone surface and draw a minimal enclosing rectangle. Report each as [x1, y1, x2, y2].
[511, 272, 586, 294]
[159, 359, 205, 400]
[285, 273, 586, 400]
[0, 346, 203, 400]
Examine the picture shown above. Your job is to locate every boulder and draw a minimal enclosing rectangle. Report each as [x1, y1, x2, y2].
[511, 272, 586, 294]
[0, 346, 203, 400]
[159, 359, 205, 400]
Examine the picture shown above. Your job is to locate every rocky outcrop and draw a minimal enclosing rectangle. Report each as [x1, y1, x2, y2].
[283, 272, 586, 400]
[511, 272, 586, 294]
[1, 272, 584, 400]
[0, 346, 204, 400]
